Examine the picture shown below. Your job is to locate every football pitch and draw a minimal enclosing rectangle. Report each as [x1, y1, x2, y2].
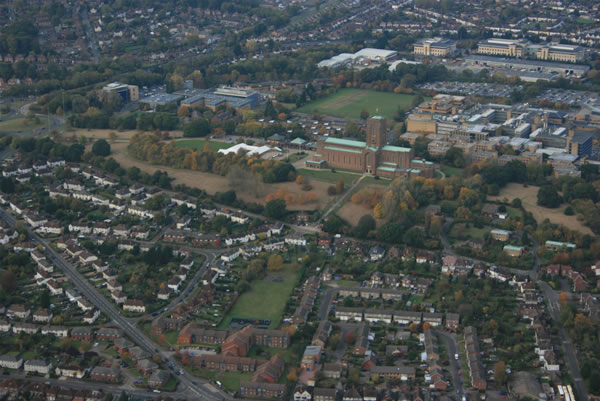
[296, 88, 423, 119]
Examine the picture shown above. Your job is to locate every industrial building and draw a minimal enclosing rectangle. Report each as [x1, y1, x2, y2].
[466, 55, 590, 78]
[317, 48, 398, 68]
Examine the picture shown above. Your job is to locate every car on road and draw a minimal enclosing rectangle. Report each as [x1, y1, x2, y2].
[455, 353, 459, 360]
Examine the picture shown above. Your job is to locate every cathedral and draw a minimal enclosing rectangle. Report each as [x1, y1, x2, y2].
[306, 116, 434, 178]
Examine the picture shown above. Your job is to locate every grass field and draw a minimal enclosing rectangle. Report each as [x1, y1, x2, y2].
[297, 168, 359, 185]
[195, 370, 253, 392]
[297, 89, 424, 120]
[174, 139, 233, 152]
[441, 166, 463, 177]
[488, 183, 593, 235]
[218, 265, 299, 329]
[0, 117, 50, 132]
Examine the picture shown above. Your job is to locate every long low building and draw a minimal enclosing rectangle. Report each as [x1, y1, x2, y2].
[180, 86, 259, 110]
[318, 48, 398, 68]
[466, 55, 590, 78]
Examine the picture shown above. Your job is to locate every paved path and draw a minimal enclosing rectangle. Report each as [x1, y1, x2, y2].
[317, 174, 365, 224]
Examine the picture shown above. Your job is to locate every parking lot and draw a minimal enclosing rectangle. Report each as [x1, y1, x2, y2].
[419, 81, 522, 98]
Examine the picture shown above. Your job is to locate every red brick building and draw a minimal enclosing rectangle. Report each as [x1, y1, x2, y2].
[307, 116, 434, 178]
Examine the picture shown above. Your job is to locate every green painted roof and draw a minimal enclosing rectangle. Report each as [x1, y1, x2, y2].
[290, 137, 306, 145]
[325, 137, 366, 148]
[323, 146, 362, 154]
[411, 159, 433, 165]
[370, 116, 385, 120]
[491, 229, 510, 235]
[377, 166, 398, 172]
[545, 240, 576, 248]
[382, 145, 411, 153]
[504, 245, 523, 251]
[383, 162, 397, 166]
[314, 153, 322, 157]
[367, 146, 379, 152]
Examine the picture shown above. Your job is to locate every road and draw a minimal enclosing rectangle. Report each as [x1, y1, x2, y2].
[79, 6, 101, 63]
[9, 374, 180, 399]
[539, 281, 588, 401]
[0, 208, 228, 401]
[435, 330, 465, 397]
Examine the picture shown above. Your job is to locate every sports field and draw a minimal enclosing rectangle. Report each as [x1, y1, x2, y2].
[174, 139, 233, 152]
[297, 89, 424, 119]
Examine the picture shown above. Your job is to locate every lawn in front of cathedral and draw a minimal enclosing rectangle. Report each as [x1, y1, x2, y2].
[296, 88, 426, 120]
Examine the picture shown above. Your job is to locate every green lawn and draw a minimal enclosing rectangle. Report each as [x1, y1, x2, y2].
[195, 370, 253, 392]
[297, 168, 359, 185]
[441, 166, 463, 177]
[0, 117, 50, 132]
[576, 17, 594, 24]
[296, 88, 426, 120]
[174, 139, 233, 152]
[284, 152, 307, 163]
[219, 265, 299, 329]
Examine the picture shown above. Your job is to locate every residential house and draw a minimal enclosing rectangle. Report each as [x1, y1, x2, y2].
[24, 360, 52, 375]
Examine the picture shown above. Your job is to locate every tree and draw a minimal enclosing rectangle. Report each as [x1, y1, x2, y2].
[0, 177, 15, 193]
[360, 109, 370, 120]
[373, 203, 384, 219]
[0, 271, 17, 293]
[296, 176, 304, 185]
[40, 290, 51, 308]
[323, 215, 345, 234]
[183, 119, 210, 137]
[344, 330, 356, 345]
[91, 139, 111, 156]
[559, 292, 569, 305]
[336, 177, 344, 194]
[355, 214, 376, 238]
[537, 185, 561, 208]
[494, 361, 507, 385]
[267, 254, 284, 271]
[264, 199, 287, 219]
[286, 369, 298, 382]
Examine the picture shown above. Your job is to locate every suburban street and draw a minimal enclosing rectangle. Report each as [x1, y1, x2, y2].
[0, 207, 229, 401]
[539, 281, 589, 401]
[435, 330, 465, 397]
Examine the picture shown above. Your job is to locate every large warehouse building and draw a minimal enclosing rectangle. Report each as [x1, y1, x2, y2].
[306, 116, 434, 178]
[317, 48, 398, 68]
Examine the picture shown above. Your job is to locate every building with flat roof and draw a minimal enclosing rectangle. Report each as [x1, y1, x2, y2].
[466, 55, 589, 78]
[102, 82, 139, 102]
[477, 39, 529, 58]
[180, 86, 259, 111]
[139, 93, 184, 109]
[414, 38, 456, 57]
[535, 43, 586, 63]
[317, 48, 398, 69]
[306, 116, 434, 178]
